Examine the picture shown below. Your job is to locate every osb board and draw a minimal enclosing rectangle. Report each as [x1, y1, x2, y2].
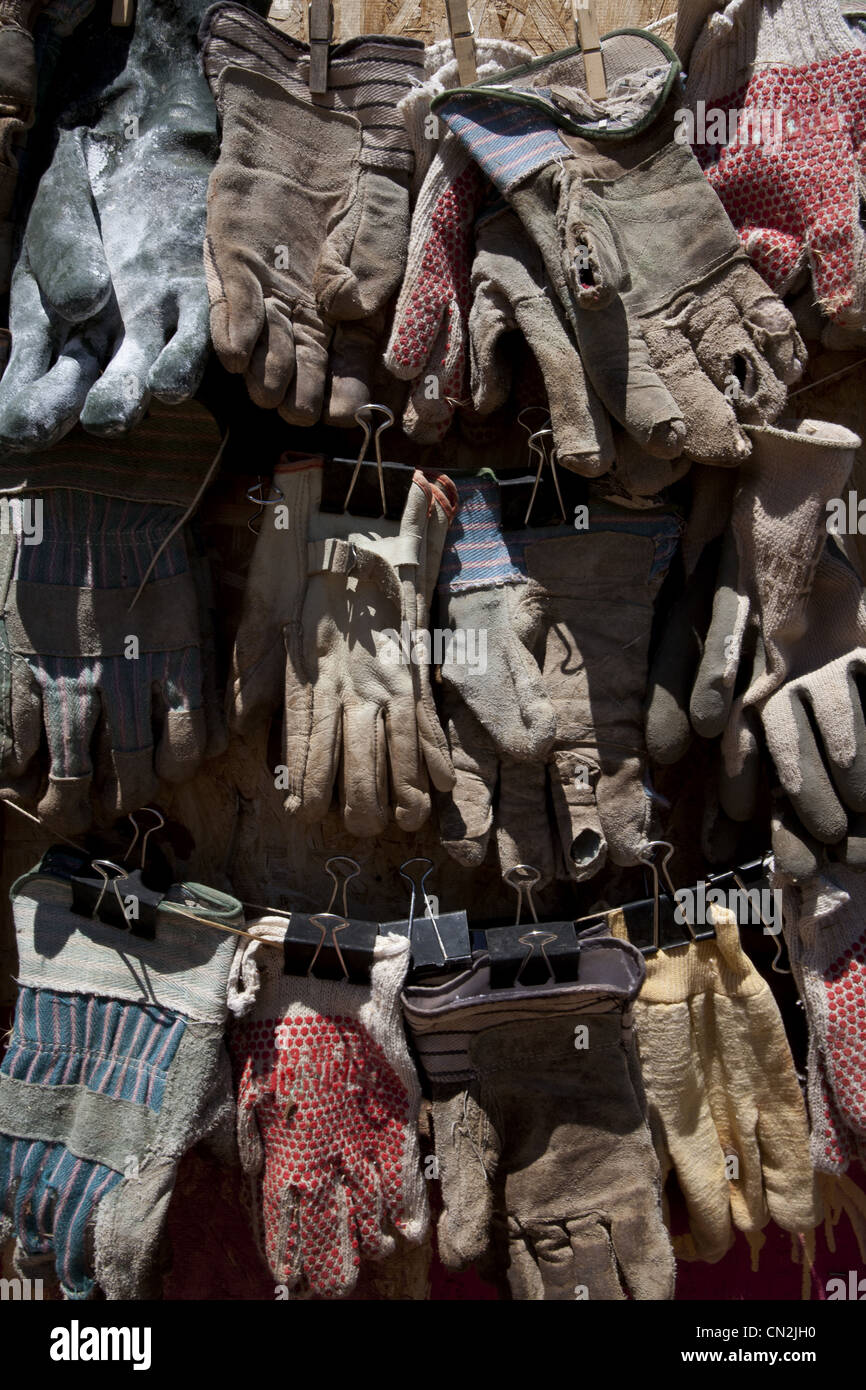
[267, 0, 676, 48]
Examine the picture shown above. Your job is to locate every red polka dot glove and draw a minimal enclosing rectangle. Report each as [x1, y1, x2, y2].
[777, 866, 866, 1174]
[384, 40, 531, 442]
[683, 0, 866, 338]
[226, 920, 428, 1299]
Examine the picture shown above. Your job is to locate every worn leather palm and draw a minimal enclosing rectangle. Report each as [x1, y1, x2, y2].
[229, 456, 456, 837]
[403, 928, 675, 1300]
[0, 0, 218, 450]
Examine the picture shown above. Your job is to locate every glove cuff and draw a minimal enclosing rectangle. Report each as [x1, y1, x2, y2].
[686, 0, 861, 104]
[617, 904, 767, 1003]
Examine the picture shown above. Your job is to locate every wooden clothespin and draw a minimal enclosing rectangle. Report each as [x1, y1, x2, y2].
[111, 0, 134, 25]
[308, 0, 333, 95]
[445, 0, 477, 85]
[572, 0, 607, 100]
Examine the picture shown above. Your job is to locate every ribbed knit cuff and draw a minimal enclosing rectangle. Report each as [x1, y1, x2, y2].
[686, 0, 862, 104]
[612, 905, 767, 1004]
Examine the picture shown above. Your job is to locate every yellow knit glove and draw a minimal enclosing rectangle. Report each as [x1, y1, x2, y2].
[615, 906, 818, 1266]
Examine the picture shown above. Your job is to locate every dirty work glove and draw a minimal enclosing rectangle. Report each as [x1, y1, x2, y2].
[226, 917, 427, 1300]
[383, 39, 531, 442]
[682, 0, 866, 341]
[620, 903, 791, 1255]
[721, 536, 866, 869]
[613, 903, 818, 1265]
[469, 202, 613, 476]
[0, 403, 222, 834]
[775, 866, 866, 1174]
[229, 456, 456, 837]
[403, 925, 675, 1300]
[437, 32, 806, 466]
[0, 851, 243, 1299]
[201, 5, 423, 427]
[647, 419, 859, 776]
[0, 0, 218, 451]
[438, 482, 680, 883]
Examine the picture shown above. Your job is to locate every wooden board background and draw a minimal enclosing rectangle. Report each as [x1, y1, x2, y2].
[267, 0, 677, 48]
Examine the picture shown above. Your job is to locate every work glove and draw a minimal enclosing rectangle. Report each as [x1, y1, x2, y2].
[722, 536, 866, 875]
[468, 202, 613, 476]
[436, 31, 806, 467]
[775, 865, 866, 1174]
[227, 917, 427, 1299]
[200, 3, 423, 427]
[403, 925, 675, 1300]
[437, 475, 680, 883]
[0, 850, 243, 1299]
[383, 38, 531, 442]
[681, 0, 866, 342]
[229, 456, 457, 837]
[0, 401, 223, 834]
[647, 418, 859, 771]
[613, 903, 819, 1265]
[0, 0, 219, 450]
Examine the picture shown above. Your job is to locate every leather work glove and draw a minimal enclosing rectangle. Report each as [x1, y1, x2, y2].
[0, 0, 219, 450]
[436, 29, 806, 469]
[0, 401, 224, 835]
[226, 917, 428, 1299]
[613, 904, 819, 1265]
[201, 3, 423, 427]
[681, 0, 866, 343]
[403, 925, 675, 1300]
[229, 456, 457, 837]
[437, 475, 681, 884]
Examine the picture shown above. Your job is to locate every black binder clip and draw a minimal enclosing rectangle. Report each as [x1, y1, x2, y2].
[485, 864, 580, 988]
[282, 857, 378, 983]
[67, 808, 167, 939]
[384, 858, 472, 978]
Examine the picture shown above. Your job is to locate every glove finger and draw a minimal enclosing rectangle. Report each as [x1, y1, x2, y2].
[385, 693, 431, 834]
[324, 318, 377, 428]
[832, 813, 866, 870]
[643, 318, 750, 466]
[515, 293, 614, 477]
[315, 168, 408, 320]
[548, 749, 607, 881]
[645, 600, 698, 765]
[0, 292, 106, 451]
[468, 281, 512, 416]
[80, 333, 158, 437]
[245, 296, 297, 410]
[730, 268, 808, 388]
[718, 699, 762, 822]
[495, 756, 555, 886]
[340, 700, 389, 837]
[689, 533, 749, 738]
[575, 301, 686, 458]
[285, 690, 339, 824]
[764, 693, 849, 843]
[146, 286, 211, 404]
[610, 1205, 676, 1300]
[816, 664, 866, 814]
[596, 757, 656, 868]
[204, 233, 266, 374]
[770, 799, 825, 879]
[278, 322, 328, 427]
[564, 1214, 628, 1300]
[437, 695, 497, 868]
[27, 132, 112, 321]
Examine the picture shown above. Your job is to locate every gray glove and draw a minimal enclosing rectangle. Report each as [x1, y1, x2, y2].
[0, 0, 218, 450]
